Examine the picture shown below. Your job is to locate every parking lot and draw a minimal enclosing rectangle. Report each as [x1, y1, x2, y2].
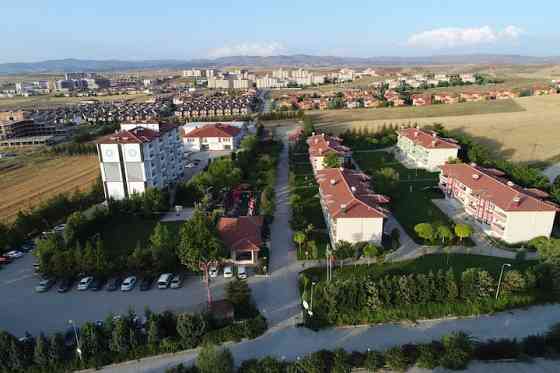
[0, 252, 233, 337]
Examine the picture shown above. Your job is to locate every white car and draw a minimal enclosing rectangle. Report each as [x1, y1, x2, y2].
[121, 276, 137, 291]
[223, 266, 233, 278]
[185, 163, 195, 168]
[54, 224, 66, 233]
[77, 276, 94, 291]
[170, 274, 183, 289]
[6, 250, 24, 259]
[237, 266, 248, 279]
[209, 266, 218, 278]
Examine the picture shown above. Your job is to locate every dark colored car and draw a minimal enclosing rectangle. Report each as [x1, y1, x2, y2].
[57, 278, 73, 293]
[21, 240, 36, 252]
[106, 277, 122, 292]
[0, 256, 11, 265]
[139, 277, 154, 291]
[90, 278, 106, 291]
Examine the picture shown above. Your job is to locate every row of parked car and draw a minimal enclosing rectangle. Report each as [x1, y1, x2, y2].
[35, 273, 185, 293]
[0, 240, 35, 265]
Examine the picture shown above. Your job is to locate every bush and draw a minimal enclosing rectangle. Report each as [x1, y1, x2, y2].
[440, 332, 474, 370]
[416, 342, 442, 369]
[363, 350, 384, 371]
[384, 346, 411, 372]
[475, 338, 520, 360]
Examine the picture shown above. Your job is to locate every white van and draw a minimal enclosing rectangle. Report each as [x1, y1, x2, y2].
[157, 273, 173, 289]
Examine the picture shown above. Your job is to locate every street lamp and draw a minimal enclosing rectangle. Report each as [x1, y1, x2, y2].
[495, 263, 512, 299]
[309, 281, 317, 316]
[68, 320, 82, 360]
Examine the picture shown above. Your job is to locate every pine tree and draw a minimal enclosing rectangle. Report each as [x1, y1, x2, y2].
[34, 333, 50, 367]
[446, 268, 459, 300]
[147, 319, 161, 350]
[48, 333, 65, 366]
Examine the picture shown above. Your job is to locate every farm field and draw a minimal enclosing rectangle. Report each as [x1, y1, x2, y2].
[0, 92, 152, 110]
[313, 94, 560, 163]
[0, 154, 100, 222]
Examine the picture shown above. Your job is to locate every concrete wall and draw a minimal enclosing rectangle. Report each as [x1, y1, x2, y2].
[503, 210, 556, 243]
[427, 148, 459, 170]
[335, 217, 384, 244]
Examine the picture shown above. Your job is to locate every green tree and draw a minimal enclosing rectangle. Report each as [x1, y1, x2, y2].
[364, 350, 384, 371]
[64, 211, 86, 246]
[196, 344, 234, 373]
[176, 313, 208, 349]
[454, 223, 473, 242]
[440, 332, 474, 370]
[81, 322, 105, 363]
[190, 158, 242, 195]
[110, 318, 131, 355]
[374, 167, 400, 196]
[147, 318, 162, 351]
[81, 241, 97, 274]
[334, 240, 355, 265]
[331, 348, 352, 373]
[94, 239, 110, 276]
[48, 333, 66, 366]
[178, 210, 228, 304]
[363, 244, 379, 265]
[414, 223, 435, 244]
[33, 333, 51, 367]
[436, 224, 454, 245]
[531, 237, 560, 265]
[322, 151, 342, 168]
[240, 134, 258, 152]
[149, 223, 179, 272]
[293, 231, 306, 253]
[445, 268, 459, 301]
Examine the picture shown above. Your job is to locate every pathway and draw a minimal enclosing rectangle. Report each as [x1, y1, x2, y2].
[95, 303, 560, 372]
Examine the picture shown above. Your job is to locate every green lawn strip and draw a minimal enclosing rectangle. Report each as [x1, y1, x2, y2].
[353, 152, 473, 245]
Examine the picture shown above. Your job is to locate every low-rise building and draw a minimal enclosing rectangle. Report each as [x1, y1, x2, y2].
[96, 122, 184, 200]
[439, 163, 559, 243]
[182, 123, 244, 151]
[433, 93, 460, 105]
[307, 133, 352, 172]
[460, 92, 487, 102]
[396, 128, 460, 171]
[412, 94, 432, 106]
[384, 90, 406, 106]
[217, 216, 264, 265]
[316, 168, 389, 245]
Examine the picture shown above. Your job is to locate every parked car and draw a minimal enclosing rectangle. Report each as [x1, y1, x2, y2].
[237, 266, 248, 279]
[223, 266, 233, 278]
[57, 278, 73, 293]
[209, 266, 219, 278]
[77, 276, 94, 291]
[157, 273, 173, 289]
[0, 256, 11, 265]
[170, 274, 183, 289]
[6, 250, 24, 259]
[140, 277, 154, 291]
[121, 276, 137, 291]
[106, 277, 122, 291]
[35, 278, 56, 293]
[90, 278, 106, 291]
[53, 224, 66, 233]
[21, 240, 36, 252]
[185, 162, 195, 168]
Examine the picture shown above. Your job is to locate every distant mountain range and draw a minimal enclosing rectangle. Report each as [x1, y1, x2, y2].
[1, 54, 559, 75]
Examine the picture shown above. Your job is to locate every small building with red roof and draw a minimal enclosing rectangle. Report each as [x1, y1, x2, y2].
[217, 216, 264, 265]
[396, 127, 460, 171]
[440, 163, 559, 243]
[307, 133, 352, 172]
[315, 167, 390, 245]
[182, 123, 245, 151]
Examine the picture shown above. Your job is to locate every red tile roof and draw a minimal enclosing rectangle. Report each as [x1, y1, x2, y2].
[307, 134, 351, 157]
[184, 123, 241, 138]
[316, 168, 389, 219]
[441, 163, 559, 212]
[96, 123, 178, 144]
[398, 128, 460, 150]
[217, 216, 264, 253]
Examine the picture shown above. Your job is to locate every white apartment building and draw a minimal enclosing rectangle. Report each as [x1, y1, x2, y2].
[316, 168, 390, 245]
[207, 78, 234, 90]
[272, 68, 290, 79]
[233, 79, 253, 90]
[96, 122, 184, 200]
[183, 69, 204, 77]
[307, 133, 352, 172]
[182, 123, 244, 151]
[440, 163, 559, 243]
[396, 128, 460, 171]
[256, 76, 288, 89]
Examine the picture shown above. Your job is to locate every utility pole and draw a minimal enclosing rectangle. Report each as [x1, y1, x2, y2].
[68, 320, 82, 361]
[495, 263, 512, 299]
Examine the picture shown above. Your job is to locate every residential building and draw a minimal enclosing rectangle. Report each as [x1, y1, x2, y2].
[0, 110, 72, 147]
[217, 216, 264, 265]
[412, 94, 432, 106]
[460, 92, 487, 102]
[307, 133, 352, 172]
[182, 123, 244, 151]
[207, 78, 234, 90]
[183, 69, 204, 78]
[232, 79, 253, 90]
[396, 128, 460, 170]
[316, 168, 389, 245]
[433, 93, 460, 105]
[384, 90, 406, 106]
[96, 122, 184, 200]
[460, 74, 476, 83]
[439, 163, 559, 243]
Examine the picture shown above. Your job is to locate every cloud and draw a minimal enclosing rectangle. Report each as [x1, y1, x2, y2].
[207, 42, 286, 58]
[407, 25, 524, 49]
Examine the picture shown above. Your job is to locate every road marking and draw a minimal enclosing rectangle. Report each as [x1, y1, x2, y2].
[1, 273, 34, 286]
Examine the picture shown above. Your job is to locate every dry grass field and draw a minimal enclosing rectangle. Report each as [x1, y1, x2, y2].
[0, 154, 100, 222]
[0, 92, 152, 110]
[313, 94, 560, 163]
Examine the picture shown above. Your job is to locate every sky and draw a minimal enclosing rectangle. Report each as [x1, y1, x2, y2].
[2, 0, 559, 63]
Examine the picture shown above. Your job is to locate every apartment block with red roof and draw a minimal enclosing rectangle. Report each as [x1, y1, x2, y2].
[307, 133, 352, 172]
[96, 122, 184, 200]
[396, 128, 460, 171]
[412, 94, 432, 106]
[315, 168, 390, 245]
[217, 216, 264, 265]
[433, 93, 460, 105]
[440, 163, 559, 243]
[182, 123, 245, 151]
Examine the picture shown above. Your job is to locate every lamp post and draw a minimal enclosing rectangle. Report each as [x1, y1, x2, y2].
[68, 320, 82, 360]
[495, 263, 512, 299]
[309, 281, 317, 316]
[325, 244, 332, 282]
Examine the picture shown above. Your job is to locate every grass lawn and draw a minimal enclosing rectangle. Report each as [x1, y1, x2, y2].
[353, 151, 458, 244]
[303, 253, 538, 282]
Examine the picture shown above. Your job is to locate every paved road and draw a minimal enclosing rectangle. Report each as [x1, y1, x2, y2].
[95, 303, 560, 372]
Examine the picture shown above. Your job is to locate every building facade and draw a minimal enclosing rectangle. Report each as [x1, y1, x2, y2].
[217, 216, 264, 265]
[307, 133, 352, 172]
[315, 168, 389, 246]
[439, 163, 558, 243]
[182, 123, 244, 151]
[396, 128, 460, 171]
[96, 122, 184, 200]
